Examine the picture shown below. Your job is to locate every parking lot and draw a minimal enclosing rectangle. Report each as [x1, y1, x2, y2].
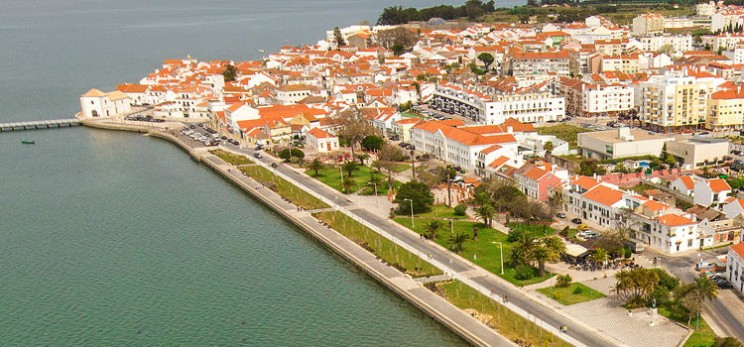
[178, 123, 239, 148]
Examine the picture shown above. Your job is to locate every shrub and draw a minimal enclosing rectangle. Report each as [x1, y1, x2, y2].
[572, 286, 584, 295]
[278, 148, 305, 161]
[559, 226, 569, 237]
[556, 274, 572, 288]
[515, 264, 534, 280]
[624, 247, 632, 259]
[454, 203, 467, 216]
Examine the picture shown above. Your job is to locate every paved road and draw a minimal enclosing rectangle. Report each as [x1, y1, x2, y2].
[229, 145, 621, 347]
[645, 248, 744, 340]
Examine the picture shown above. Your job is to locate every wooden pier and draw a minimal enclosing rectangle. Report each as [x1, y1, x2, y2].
[0, 119, 82, 132]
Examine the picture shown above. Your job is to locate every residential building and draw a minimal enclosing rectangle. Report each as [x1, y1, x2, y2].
[638, 70, 726, 133]
[639, 35, 693, 53]
[697, 2, 716, 17]
[711, 9, 744, 33]
[514, 162, 564, 202]
[601, 54, 640, 74]
[505, 50, 573, 77]
[698, 218, 741, 247]
[723, 198, 744, 218]
[636, 213, 700, 254]
[483, 91, 565, 125]
[391, 118, 421, 143]
[632, 13, 665, 36]
[671, 176, 697, 198]
[726, 243, 744, 294]
[693, 178, 732, 208]
[707, 88, 744, 131]
[305, 127, 339, 153]
[79, 89, 131, 118]
[577, 127, 673, 161]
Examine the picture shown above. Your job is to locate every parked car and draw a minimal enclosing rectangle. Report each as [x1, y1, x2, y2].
[556, 213, 566, 218]
[571, 218, 582, 224]
[254, 152, 263, 159]
[577, 224, 589, 231]
[710, 275, 732, 289]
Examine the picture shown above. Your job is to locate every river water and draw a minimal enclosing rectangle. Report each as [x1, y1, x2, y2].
[0, 0, 520, 345]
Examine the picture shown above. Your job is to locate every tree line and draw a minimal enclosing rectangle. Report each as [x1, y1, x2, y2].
[377, 0, 497, 25]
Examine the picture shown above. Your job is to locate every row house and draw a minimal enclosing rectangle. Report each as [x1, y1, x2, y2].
[513, 162, 565, 202]
[504, 50, 574, 77]
[601, 54, 640, 74]
[638, 35, 693, 53]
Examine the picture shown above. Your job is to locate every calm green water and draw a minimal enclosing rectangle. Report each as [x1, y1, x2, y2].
[0, 0, 527, 344]
[0, 128, 467, 345]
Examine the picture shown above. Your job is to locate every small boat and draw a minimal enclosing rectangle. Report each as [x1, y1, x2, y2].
[21, 140, 35, 144]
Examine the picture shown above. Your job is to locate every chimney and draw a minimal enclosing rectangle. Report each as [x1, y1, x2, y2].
[507, 126, 513, 133]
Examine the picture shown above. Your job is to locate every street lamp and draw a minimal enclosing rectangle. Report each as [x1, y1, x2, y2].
[403, 198, 414, 227]
[339, 165, 345, 193]
[493, 241, 504, 275]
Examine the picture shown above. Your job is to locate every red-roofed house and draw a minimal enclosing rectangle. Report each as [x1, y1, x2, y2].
[579, 184, 626, 228]
[641, 213, 700, 254]
[671, 175, 697, 197]
[514, 163, 564, 201]
[725, 242, 744, 294]
[694, 178, 732, 208]
[305, 127, 339, 153]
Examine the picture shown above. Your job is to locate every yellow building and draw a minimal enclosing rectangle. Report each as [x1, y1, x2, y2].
[639, 70, 725, 133]
[707, 88, 744, 131]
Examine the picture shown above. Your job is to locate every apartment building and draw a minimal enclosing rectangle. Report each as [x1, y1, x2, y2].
[707, 87, 744, 130]
[505, 50, 573, 77]
[632, 13, 665, 36]
[577, 127, 672, 161]
[726, 243, 744, 294]
[639, 34, 693, 53]
[638, 71, 726, 132]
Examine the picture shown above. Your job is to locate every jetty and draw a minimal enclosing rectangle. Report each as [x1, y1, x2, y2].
[0, 119, 81, 132]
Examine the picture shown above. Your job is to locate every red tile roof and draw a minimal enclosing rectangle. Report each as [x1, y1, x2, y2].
[679, 176, 695, 190]
[582, 185, 623, 207]
[708, 179, 731, 193]
[731, 242, 744, 259]
[656, 214, 696, 227]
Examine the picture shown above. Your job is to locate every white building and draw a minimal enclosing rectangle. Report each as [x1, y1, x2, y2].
[632, 13, 665, 36]
[639, 35, 693, 53]
[305, 127, 339, 153]
[693, 178, 732, 208]
[582, 84, 634, 117]
[711, 10, 744, 33]
[697, 2, 716, 17]
[483, 92, 565, 125]
[410, 120, 522, 173]
[725, 243, 744, 294]
[670, 176, 696, 198]
[79, 89, 131, 118]
[636, 213, 701, 254]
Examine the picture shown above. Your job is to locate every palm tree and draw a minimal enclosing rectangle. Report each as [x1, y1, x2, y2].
[530, 236, 566, 277]
[448, 230, 469, 253]
[614, 268, 659, 308]
[308, 158, 323, 177]
[681, 274, 719, 327]
[474, 202, 495, 228]
[423, 220, 443, 240]
[590, 248, 609, 266]
[438, 165, 457, 207]
[356, 153, 370, 166]
[509, 230, 536, 267]
[341, 176, 356, 194]
[342, 160, 357, 178]
[543, 141, 554, 158]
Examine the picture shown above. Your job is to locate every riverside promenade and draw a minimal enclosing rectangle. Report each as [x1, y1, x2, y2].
[82, 118, 513, 347]
[83, 118, 629, 347]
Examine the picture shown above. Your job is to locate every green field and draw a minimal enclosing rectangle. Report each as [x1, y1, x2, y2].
[658, 307, 718, 347]
[315, 211, 441, 278]
[309, 164, 401, 195]
[437, 280, 572, 347]
[394, 215, 553, 286]
[537, 283, 606, 305]
[211, 149, 254, 165]
[536, 124, 590, 150]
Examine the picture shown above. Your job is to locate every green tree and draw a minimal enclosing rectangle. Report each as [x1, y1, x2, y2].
[508, 228, 536, 267]
[333, 26, 346, 48]
[342, 160, 357, 177]
[308, 158, 323, 176]
[590, 248, 609, 265]
[356, 153, 370, 166]
[679, 274, 719, 326]
[448, 230, 469, 253]
[423, 220, 443, 240]
[361, 135, 384, 151]
[543, 141, 554, 158]
[556, 274, 572, 288]
[660, 143, 676, 168]
[530, 236, 565, 277]
[436, 165, 458, 206]
[278, 148, 304, 161]
[579, 159, 607, 176]
[222, 64, 238, 82]
[341, 176, 357, 194]
[477, 52, 495, 71]
[394, 181, 435, 214]
[474, 202, 495, 228]
[336, 109, 377, 164]
[714, 337, 744, 347]
[613, 268, 660, 308]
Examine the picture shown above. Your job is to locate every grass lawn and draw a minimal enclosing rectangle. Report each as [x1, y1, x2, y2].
[629, 183, 656, 196]
[237, 164, 329, 210]
[536, 124, 590, 149]
[314, 211, 441, 278]
[357, 179, 401, 197]
[658, 307, 718, 347]
[413, 204, 469, 220]
[393, 217, 553, 286]
[211, 149, 254, 166]
[309, 165, 389, 194]
[401, 111, 425, 119]
[537, 283, 605, 305]
[437, 280, 572, 347]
